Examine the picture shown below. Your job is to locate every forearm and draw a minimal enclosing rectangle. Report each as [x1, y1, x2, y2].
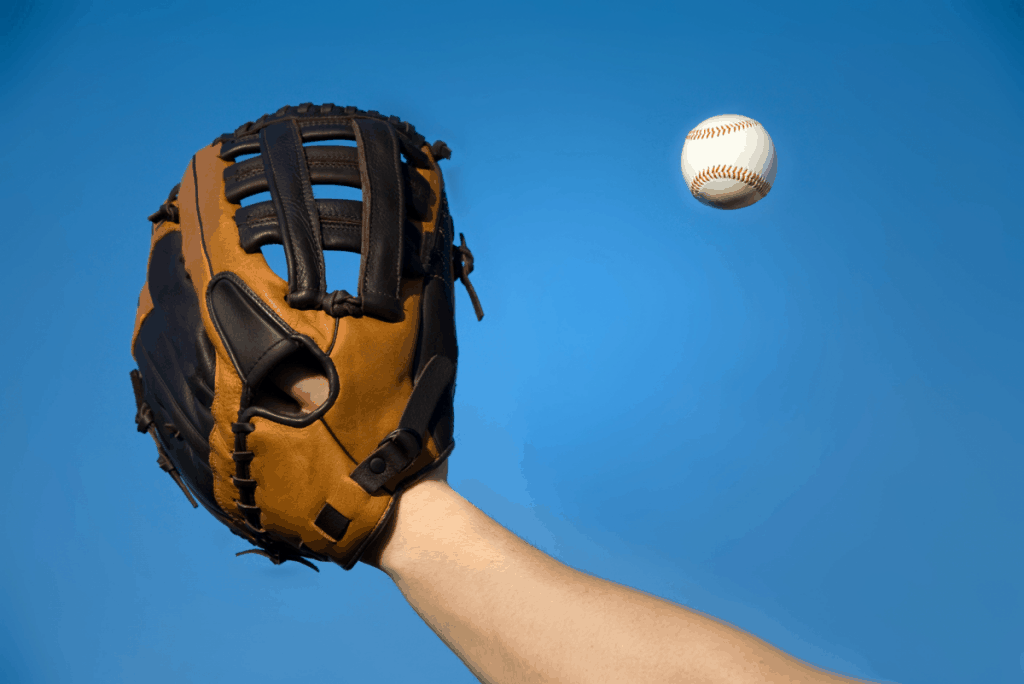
[374, 479, 874, 684]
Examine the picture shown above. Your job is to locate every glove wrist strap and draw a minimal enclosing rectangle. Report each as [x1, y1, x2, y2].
[351, 354, 455, 494]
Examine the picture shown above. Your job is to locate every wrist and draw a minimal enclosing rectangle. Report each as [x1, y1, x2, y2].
[360, 470, 453, 573]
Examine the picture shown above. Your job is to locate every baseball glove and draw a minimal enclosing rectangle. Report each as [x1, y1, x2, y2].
[129, 103, 484, 571]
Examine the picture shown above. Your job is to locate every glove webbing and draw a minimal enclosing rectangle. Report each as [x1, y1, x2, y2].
[232, 114, 411, 322]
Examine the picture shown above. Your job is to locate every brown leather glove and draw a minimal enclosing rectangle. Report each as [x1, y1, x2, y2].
[129, 103, 483, 571]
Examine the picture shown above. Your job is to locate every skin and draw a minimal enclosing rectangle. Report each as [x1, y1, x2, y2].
[268, 364, 331, 413]
[277, 372, 886, 684]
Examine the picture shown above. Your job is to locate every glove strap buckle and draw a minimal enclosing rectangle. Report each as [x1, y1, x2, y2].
[350, 428, 422, 494]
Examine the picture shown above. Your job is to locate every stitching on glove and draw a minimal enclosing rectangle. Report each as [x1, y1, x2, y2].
[191, 157, 214, 277]
[325, 317, 340, 355]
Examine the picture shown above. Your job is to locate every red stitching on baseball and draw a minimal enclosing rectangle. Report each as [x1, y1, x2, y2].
[689, 165, 772, 198]
[686, 118, 762, 141]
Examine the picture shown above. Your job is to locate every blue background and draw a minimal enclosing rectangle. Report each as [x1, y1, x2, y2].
[2, 1, 1021, 682]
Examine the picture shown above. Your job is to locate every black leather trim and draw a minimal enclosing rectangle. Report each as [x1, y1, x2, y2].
[207, 273, 299, 385]
[206, 272, 339, 427]
[416, 274, 458, 450]
[133, 232, 221, 514]
[352, 117, 406, 323]
[137, 345, 214, 467]
[259, 120, 326, 310]
[413, 189, 460, 452]
[405, 167, 433, 220]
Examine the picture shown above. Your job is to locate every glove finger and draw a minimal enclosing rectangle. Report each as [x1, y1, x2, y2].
[132, 227, 219, 512]
[178, 143, 336, 350]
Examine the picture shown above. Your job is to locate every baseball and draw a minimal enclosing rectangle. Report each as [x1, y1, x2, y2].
[680, 114, 777, 210]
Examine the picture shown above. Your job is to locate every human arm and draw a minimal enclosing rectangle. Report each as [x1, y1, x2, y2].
[365, 467, 880, 684]
[273, 371, 878, 683]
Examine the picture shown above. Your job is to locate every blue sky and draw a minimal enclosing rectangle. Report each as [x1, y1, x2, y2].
[1, 0, 1021, 682]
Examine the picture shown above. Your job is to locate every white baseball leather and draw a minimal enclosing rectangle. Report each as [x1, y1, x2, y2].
[681, 114, 777, 210]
